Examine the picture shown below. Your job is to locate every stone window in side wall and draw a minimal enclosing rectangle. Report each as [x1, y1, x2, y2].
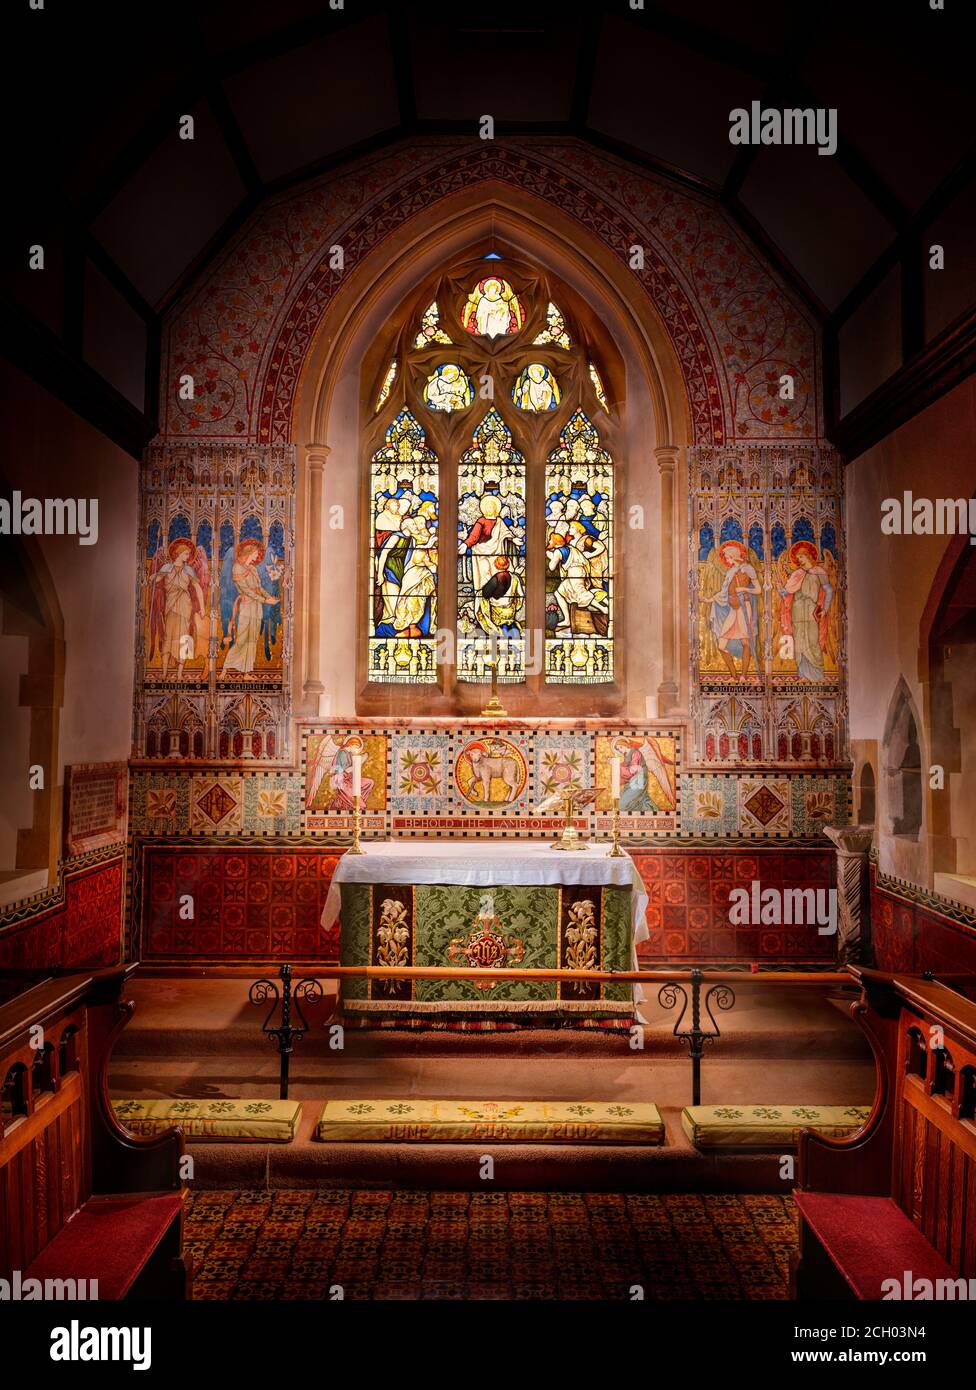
[883, 684, 922, 840]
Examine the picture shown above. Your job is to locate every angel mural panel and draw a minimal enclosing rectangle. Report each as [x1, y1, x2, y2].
[218, 528, 284, 677]
[304, 732, 386, 814]
[772, 536, 841, 681]
[146, 526, 210, 680]
[698, 533, 765, 681]
[594, 734, 678, 816]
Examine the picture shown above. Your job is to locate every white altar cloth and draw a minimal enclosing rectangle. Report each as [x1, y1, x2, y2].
[321, 841, 648, 992]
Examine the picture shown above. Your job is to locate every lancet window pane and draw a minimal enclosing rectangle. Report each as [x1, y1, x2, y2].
[368, 410, 439, 684]
[544, 410, 613, 684]
[374, 359, 396, 412]
[457, 410, 526, 683]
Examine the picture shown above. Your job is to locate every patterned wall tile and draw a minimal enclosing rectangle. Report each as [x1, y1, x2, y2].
[243, 772, 301, 835]
[679, 775, 737, 835]
[390, 732, 452, 814]
[791, 776, 842, 835]
[190, 775, 245, 835]
[533, 733, 591, 803]
[737, 777, 792, 836]
[129, 773, 191, 835]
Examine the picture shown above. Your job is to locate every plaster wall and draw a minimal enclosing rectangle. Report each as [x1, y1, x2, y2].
[846, 374, 976, 888]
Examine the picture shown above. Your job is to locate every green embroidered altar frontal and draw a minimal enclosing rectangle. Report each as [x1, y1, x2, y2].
[339, 882, 635, 1021]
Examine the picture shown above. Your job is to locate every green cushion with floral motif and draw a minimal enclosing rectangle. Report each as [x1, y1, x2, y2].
[681, 1104, 871, 1150]
[112, 1098, 300, 1142]
[317, 1099, 664, 1143]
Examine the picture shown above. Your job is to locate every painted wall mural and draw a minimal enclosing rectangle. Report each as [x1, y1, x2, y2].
[689, 444, 847, 768]
[136, 443, 295, 760]
[158, 139, 820, 448]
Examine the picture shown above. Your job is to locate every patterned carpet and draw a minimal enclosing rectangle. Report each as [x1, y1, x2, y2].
[186, 1189, 798, 1300]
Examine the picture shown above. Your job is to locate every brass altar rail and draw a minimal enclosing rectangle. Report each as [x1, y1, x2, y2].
[260, 965, 853, 983]
[246, 963, 855, 1100]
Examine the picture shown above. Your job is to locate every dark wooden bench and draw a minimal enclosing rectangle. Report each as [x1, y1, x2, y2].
[794, 967, 976, 1299]
[0, 968, 188, 1300]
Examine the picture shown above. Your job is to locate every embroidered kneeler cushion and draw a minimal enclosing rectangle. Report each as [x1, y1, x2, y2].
[317, 1099, 665, 1144]
[112, 1098, 301, 1142]
[680, 1104, 871, 1150]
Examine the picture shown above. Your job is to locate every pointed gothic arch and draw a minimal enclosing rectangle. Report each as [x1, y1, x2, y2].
[290, 186, 692, 721]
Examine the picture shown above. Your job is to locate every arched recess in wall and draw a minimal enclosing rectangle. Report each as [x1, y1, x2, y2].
[858, 762, 876, 828]
[921, 535, 976, 877]
[881, 677, 923, 842]
[289, 183, 692, 723]
[0, 525, 64, 890]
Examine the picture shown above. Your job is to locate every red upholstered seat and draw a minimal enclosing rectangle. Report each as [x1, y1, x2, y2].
[794, 1192, 955, 1300]
[25, 1194, 184, 1301]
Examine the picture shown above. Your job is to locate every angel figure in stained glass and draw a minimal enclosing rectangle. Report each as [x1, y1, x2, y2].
[461, 276, 524, 338]
[423, 363, 473, 412]
[513, 362, 560, 412]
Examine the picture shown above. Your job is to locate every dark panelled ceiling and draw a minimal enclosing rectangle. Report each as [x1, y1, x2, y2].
[3, 0, 974, 451]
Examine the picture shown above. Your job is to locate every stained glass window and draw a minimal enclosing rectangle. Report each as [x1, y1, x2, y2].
[544, 411, 613, 683]
[415, 301, 452, 348]
[367, 261, 618, 697]
[589, 361, 609, 413]
[457, 411, 526, 683]
[423, 363, 474, 412]
[512, 362, 561, 412]
[534, 301, 571, 349]
[368, 410, 439, 683]
[374, 359, 396, 412]
[461, 276, 525, 338]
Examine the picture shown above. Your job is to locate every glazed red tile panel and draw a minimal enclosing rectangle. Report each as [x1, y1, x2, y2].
[632, 849, 836, 962]
[870, 869, 976, 976]
[142, 848, 341, 962]
[0, 859, 123, 970]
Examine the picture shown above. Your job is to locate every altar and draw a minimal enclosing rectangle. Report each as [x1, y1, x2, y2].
[321, 841, 648, 1026]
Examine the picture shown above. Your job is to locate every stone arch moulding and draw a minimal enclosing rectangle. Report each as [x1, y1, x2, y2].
[287, 185, 691, 720]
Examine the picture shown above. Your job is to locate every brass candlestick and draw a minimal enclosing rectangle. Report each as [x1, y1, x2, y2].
[480, 655, 508, 719]
[347, 798, 366, 855]
[550, 790, 592, 851]
[607, 796, 624, 856]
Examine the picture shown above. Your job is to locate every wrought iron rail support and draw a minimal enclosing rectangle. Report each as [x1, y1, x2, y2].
[248, 963, 324, 1100]
[657, 968, 736, 1106]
